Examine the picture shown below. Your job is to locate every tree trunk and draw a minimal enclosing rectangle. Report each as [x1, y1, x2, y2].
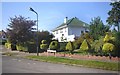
[109, 53, 112, 60]
[118, 22, 120, 32]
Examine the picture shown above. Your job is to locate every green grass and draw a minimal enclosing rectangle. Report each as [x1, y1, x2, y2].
[26, 55, 119, 71]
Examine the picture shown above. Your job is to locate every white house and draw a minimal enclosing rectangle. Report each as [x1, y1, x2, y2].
[51, 17, 89, 42]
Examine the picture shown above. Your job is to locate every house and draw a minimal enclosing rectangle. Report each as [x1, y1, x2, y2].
[51, 17, 89, 42]
[0, 30, 7, 40]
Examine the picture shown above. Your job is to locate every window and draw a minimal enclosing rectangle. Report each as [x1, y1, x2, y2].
[60, 29, 63, 33]
[56, 31, 58, 34]
[81, 31, 83, 34]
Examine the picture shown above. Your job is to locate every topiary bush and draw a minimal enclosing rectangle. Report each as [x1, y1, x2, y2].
[80, 39, 90, 51]
[16, 44, 28, 52]
[104, 32, 115, 43]
[66, 41, 74, 54]
[102, 43, 115, 59]
[49, 41, 59, 50]
[102, 43, 115, 52]
[40, 40, 48, 52]
[5, 43, 11, 49]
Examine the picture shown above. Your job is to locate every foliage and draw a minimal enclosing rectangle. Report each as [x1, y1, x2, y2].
[91, 36, 104, 53]
[89, 16, 109, 40]
[80, 39, 90, 51]
[75, 32, 93, 50]
[41, 40, 47, 44]
[0, 39, 6, 45]
[5, 43, 11, 49]
[16, 43, 28, 52]
[104, 32, 115, 43]
[106, 1, 120, 31]
[33, 31, 54, 46]
[66, 41, 74, 54]
[40, 40, 48, 51]
[6, 16, 36, 45]
[102, 43, 115, 52]
[49, 41, 59, 50]
[59, 42, 67, 51]
[114, 32, 120, 57]
[73, 41, 80, 50]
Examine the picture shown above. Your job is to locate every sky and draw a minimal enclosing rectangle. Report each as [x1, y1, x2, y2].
[1, 2, 112, 32]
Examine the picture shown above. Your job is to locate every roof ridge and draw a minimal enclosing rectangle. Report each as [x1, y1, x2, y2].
[67, 17, 74, 25]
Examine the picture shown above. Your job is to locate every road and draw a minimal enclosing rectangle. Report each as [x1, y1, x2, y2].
[2, 55, 118, 73]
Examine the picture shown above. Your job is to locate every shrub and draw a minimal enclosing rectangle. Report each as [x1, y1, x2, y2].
[41, 40, 47, 44]
[16, 44, 28, 52]
[59, 42, 67, 51]
[102, 43, 115, 52]
[73, 41, 80, 50]
[66, 41, 74, 54]
[104, 32, 115, 43]
[49, 41, 59, 50]
[0, 39, 6, 45]
[40, 40, 48, 51]
[5, 43, 11, 49]
[91, 37, 104, 53]
[80, 39, 90, 51]
[27, 43, 37, 53]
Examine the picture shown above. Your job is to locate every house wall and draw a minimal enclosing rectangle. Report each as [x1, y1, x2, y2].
[52, 26, 88, 42]
[68, 26, 86, 37]
[52, 27, 68, 42]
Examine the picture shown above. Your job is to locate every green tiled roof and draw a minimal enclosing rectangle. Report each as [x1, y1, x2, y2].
[52, 17, 89, 31]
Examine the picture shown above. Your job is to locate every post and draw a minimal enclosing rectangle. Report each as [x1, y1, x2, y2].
[29, 7, 39, 56]
[36, 13, 39, 56]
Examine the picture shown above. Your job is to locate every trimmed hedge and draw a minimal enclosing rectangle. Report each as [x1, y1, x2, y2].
[16, 44, 28, 52]
[102, 43, 115, 52]
[66, 41, 74, 54]
[49, 41, 59, 50]
[40, 40, 48, 51]
[5, 43, 11, 49]
[80, 39, 90, 51]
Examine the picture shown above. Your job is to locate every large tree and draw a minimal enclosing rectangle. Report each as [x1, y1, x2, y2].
[7, 16, 36, 44]
[106, 1, 120, 32]
[89, 16, 109, 40]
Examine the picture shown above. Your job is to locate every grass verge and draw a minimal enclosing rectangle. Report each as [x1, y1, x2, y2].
[25, 55, 119, 71]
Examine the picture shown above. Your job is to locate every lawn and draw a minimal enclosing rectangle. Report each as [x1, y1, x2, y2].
[26, 55, 119, 71]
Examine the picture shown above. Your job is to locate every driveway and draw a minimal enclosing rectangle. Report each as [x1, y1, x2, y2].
[2, 55, 118, 73]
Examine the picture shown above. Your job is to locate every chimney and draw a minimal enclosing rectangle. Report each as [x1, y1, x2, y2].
[64, 17, 68, 24]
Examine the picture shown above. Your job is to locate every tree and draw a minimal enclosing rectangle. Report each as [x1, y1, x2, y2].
[114, 32, 120, 57]
[107, 1, 120, 32]
[90, 16, 109, 40]
[66, 41, 74, 55]
[7, 16, 36, 45]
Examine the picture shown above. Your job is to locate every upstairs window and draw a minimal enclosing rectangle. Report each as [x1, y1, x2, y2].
[56, 31, 58, 34]
[60, 29, 63, 33]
